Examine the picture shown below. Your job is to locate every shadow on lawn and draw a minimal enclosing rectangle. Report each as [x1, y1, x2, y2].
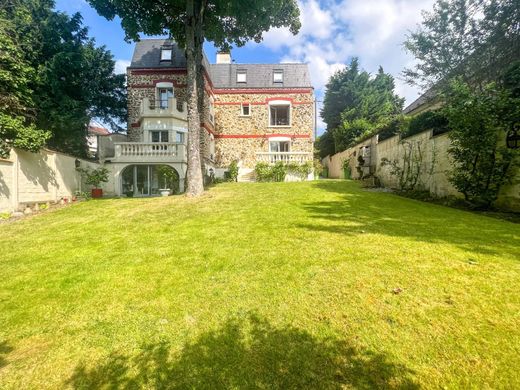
[67, 315, 418, 389]
[304, 181, 520, 258]
[0, 341, 14, 368]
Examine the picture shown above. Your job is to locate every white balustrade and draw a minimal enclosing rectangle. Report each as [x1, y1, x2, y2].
[256, 152, 312, 165]
[114, 142, 185, 162]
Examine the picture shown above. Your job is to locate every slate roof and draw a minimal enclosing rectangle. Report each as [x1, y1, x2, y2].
[209, 63, 312, 89]
[129, 39, 312, 89]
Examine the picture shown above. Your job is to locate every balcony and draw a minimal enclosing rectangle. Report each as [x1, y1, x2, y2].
[113, 142, 186, 163]
[139, 97, 187, 120]
[256, 152, 312, 165]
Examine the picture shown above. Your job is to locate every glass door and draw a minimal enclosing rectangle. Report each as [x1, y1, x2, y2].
[136, 165, 150, 196]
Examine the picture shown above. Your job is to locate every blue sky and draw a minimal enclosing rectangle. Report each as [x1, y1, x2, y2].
[55, 0, 436, 132]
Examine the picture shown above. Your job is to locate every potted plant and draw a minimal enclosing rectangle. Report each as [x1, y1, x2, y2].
[156, 166, 176, 196]
[78, 167, 109, 198]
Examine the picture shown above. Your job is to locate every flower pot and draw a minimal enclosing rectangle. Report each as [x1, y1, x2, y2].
[159, 189, 171, 197]
[91, 188, 103, 198]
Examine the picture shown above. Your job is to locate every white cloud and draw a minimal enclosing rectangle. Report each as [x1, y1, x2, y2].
[114, 59, 131, 74]
[259, 0, 436, 117]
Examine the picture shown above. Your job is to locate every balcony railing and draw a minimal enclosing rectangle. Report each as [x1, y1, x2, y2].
[114, 142, 186, 162]
[256, 152, 312, 164]
[139, 97, 187, 120]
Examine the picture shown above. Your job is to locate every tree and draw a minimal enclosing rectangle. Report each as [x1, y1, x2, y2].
[403, 0, 520, 90]
[86, 0, 301, 196]
[444, 75, 519, 208]
[0, 0, 126, 158]
[0, 6, 50, 158]
[320, 58, 403, 153]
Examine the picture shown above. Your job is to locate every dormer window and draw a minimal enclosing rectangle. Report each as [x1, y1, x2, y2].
[237, 70, 247, 83]
[160, 46, 172, 61]
[273, 70, 284, 83]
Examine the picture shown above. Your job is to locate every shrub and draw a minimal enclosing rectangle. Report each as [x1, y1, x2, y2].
[254, 162, 273, 182]
[77, 167, 109, 188]
[228, 160, 239, 182]
[255, 161, 312, 182]
[403, 110, 449, 139]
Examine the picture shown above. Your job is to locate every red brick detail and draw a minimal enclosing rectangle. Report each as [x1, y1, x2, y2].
[213, 133, 311, 139]
[212, 88, 313, 95]
[201, 122, 215, 135]
[130, 68, 186, 75]
[131, 122, 140, 128]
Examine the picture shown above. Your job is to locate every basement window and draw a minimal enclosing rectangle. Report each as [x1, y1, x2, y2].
[241, 103, 250, 116]
[236, 70, 247, 83]
[160, 47, 172, 61]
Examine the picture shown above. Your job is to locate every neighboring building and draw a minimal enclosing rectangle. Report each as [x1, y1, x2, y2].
[99, 39, 315, 196]
[87, 124, 110, 157]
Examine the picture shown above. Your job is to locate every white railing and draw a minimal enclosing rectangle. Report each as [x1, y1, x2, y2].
[256, 152, 312, 164]
[139, 97, 187, 120]
[114, 142, 186, 162]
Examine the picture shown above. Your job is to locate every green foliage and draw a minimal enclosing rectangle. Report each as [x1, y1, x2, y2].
[228, 160, 239, 182]
[78, 167, 109, 188]
[403, 0, 520, 89]
[156, 165, 179, 192]
[0, 1, 126, 158]
[321, 58, 404, 154]
[444, 79, 519, 208]
[403, 110, 449, 139]
[255, 161, 312, 182]
[381, 140, 425, 191]
[316, 131, 335, 159]
[313, 159, 324, 177]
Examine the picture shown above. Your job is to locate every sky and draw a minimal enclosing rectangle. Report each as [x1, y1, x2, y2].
[54, 0, 436, 133]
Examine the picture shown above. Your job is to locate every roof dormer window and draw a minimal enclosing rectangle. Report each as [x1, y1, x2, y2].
[273, 70, 284, 83]
[160, 46, 172, 61]
[237, 70, 247, 83]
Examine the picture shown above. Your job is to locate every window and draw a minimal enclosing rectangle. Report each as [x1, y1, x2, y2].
[236, 70, 247, 83]
[160, 47, 172, 61]
[175, 132, 185, 143]
[151, 131, 169, 143]
[273, 70, 284, 83]
[269, 141, 290, 152]
[269, 105, 290, 126]
[241, 103, 250, 116]
[158, 88, 173, 108]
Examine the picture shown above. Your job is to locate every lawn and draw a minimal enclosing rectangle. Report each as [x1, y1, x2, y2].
[1, 180, 519, 389]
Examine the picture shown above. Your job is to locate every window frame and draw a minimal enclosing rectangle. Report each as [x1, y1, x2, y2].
[160, 47, 173, 62]
[268, 101, 291, 127]
[150, 130, 169, 143]
[236, 70, 247, 83]
[273, 70, 284, 83]
[240, 103, 251, 117]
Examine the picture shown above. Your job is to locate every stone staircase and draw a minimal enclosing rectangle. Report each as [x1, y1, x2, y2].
[237, 168, 256, 182]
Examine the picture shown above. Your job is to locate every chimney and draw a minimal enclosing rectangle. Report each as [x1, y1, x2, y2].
[216, 51, 231, 64]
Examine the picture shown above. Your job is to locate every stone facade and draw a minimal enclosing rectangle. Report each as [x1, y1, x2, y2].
[212, 91, 314, 168]
[127, 68, 315, 171]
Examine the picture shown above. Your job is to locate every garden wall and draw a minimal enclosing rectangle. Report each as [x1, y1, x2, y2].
[323, 130, 520, 212]
[0, 148, 99, 213]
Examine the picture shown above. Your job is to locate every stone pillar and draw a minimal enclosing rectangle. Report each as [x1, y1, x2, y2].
[179, 178, 185, 193]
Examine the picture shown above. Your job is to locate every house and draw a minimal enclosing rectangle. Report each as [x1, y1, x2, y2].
[87, 124, 110, 157]
[98, 39, 315, 197]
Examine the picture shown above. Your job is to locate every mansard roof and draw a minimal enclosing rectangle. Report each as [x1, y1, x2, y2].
[209, 63, 312, 89]
[129, 39, 312, 89]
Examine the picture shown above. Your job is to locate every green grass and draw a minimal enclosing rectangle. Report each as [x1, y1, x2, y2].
[1, 180, 519, 389]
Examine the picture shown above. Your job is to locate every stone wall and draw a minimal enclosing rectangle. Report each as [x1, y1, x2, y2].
[213, 91, 314, 168]
[323, 130, 520, 212]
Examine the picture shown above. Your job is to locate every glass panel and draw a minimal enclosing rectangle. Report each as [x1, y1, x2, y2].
[136, 165, 149, 196]
[159, 88, 173, 108]
[273, 71, 283, 83]
[242, 104, 250, 116]
[270, 106, 289, 126]
[160, 131, 169, 143]
[176, 132, 184, 143]
[151, 131, 160, 143]
[121, 166, 135, 197]
[161, 49, 172, 61]
[237, 72, 247, 83]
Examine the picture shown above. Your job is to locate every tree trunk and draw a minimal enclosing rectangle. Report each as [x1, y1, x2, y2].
[184, 0, 204, 197]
